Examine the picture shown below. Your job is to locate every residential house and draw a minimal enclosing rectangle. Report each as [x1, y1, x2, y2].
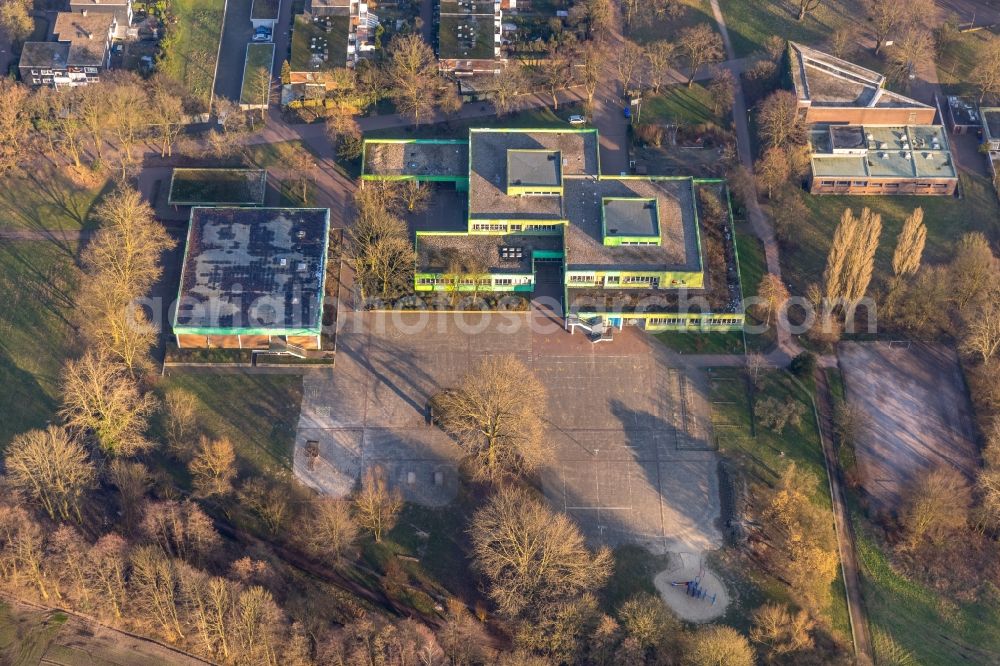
[69, 0, 132, 39]
[19, 10, 116, 88]
[438, 0, 504, 75]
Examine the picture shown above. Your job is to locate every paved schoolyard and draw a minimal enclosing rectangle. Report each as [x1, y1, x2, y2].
[839, 342, 979, 512]
[294, 311, 721, 553]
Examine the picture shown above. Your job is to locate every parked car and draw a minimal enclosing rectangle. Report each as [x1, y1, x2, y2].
[253, 26, 272, 42]
[623, 106, 631, 119]
[568, 114, 586, 125]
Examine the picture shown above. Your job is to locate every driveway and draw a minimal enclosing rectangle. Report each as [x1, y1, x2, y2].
[294, 311, 722, 553]
[214, 0, 254, 105]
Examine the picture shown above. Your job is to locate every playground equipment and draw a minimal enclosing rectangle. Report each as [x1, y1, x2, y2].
[670, 576, 718, 605]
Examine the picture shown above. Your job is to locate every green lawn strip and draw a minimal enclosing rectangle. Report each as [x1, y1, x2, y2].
[160, 0, 227, 112]
[640, 83, 719, 127]
[240, 43, 276, 107]
[780, 174, 1000, 297]
[853, 508, 1000, 664]
[654, 330, 745, 354]
[0, 241, 79, 449]
[733, 225, 775, 353]
[244, 140, 322, 168]
[155, 374, 303, 476]
[717, 0, 866, 57]
[0, 171, 108, 231]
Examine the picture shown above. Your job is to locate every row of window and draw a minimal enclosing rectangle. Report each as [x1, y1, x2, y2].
[645, 317, 742, 326]
[618, 241, 658, 246]
[816, 180, 951, 190]
[469, 223, 563, 232]
[417, 277, 530, 286]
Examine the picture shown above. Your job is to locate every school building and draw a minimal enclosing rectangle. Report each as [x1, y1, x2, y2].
[361, 129, 745, 332]
[172, 207, 332, 350]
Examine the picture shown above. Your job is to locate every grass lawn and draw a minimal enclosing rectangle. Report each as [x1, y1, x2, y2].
[156, 374, 303, 476]
[853, 508, 1000, 664]
[243, 140, 321, 167]
[708, 367, 851, 639]
[937, 28, 999, 97]
[0, 241, 79, 449]
[0, 169, 109, 231]
[640, 83, 720, 127]
[160, 0, 226, 112]
[624, 0, 717, 45]
[655, 330, 745, 354]
[365, 103, 588, 140]
[779, 173, 1000, 297]
[734, 226, 777, 352]
[718, 0, 867, 57]
[240, 43, 276, 107]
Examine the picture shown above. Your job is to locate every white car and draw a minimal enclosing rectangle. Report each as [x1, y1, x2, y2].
[568, 114, 586, 125]
[253, 27, 272, 42]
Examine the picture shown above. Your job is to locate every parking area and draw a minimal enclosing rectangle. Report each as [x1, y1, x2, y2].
[839, 342, 979, 512]
[294, 311, 721, 552]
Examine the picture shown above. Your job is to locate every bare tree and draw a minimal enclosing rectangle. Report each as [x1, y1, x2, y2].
[972, 35, 1000, 103]
[886, 27, 935, 85]
[867, 0, 935, 55]
[950, 232, 999, 311]
[470, 486, 612, 618]
[754, 396, 806, 434]
[750, 603, 815, 657]
[353, 465, 403, 543]
[142, 500, 221, 565]
[643, 41, 676, 95]
[795, 0, 822, 21]
[78, 82, 110, 163]
[617, 592, 678, 658]
[149, 75, 186, 158]
[239, 478, 292, 536]
[707, 68, 735, 116]
[833, 400, 869, 449]
[960, 282, 1000, 362]
[286, 148, 315, 204]
[189, 436, 238, 499]
[232, 586, 284, 665]
[757, 272, 790, 327]
[129, 545, 185, 641]
[537, 41, 573, 110]
[105, 73, 150, 177]
[757, 90, 804, 149]
[892, 207, 927, 280]
[676, 24, 725, 87]
[367, 235, 416, 301]
[107, 458, 150, 532]
[4, 426, 95, 523]
[683, 625, 755, 666]
[578, 41, 604, 107]
[0, 504, 52, 600]
[755, 147, 790, 199]
[822, 207, 882, 310]
[0, 79, 30, 175]
[900, 466, 971, 549]
[435, 354, 550, 482]
[436, 84, 464, 117]
[493, 63, 526, 116]
[401, 180, 431, 213]
[86, 533, 130, 620]
[60, 351, 157, 456]
[163, 389, 200, 461]
[386, 34, 439, 123]
[617, 39, 645, 94]
[299, 498, 359, 565]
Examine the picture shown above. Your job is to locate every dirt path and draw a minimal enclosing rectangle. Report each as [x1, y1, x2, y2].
[814, 369, 874, 666]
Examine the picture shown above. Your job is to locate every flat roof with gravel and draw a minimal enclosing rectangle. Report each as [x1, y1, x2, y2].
[363, 140, 469, 179]
[469, 129, 598, 220]
[416, 233, 563, 274]
[811, 124, 956, 180]
[564, 178, 699, 271]
[174, 208, 330, 334]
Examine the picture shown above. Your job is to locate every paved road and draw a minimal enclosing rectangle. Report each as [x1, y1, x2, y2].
[214, 0, 254, 105]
